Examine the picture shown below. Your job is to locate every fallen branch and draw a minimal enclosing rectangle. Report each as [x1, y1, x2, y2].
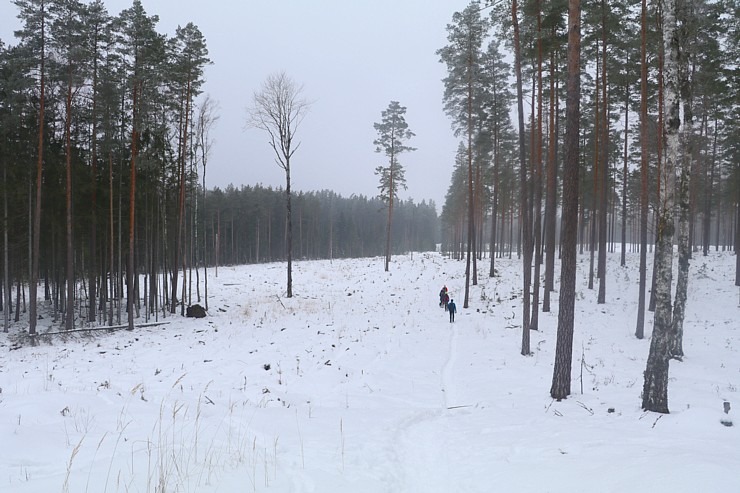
[276, 295, 286, 309]
[35, 321, 171, 337]
[576, 401, 594, 415]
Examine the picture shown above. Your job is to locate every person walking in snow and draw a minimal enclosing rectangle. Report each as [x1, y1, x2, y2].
[443, 290, 450, 312]
[439, 285, 448, 308]
[448, 299, 456, 323]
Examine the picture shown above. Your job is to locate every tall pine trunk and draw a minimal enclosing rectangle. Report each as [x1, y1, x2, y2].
[635, 0, 649, 339]
[89, 22, 101, 325]
[530, 0, 544, 331]
[513, 0, 532, 355]
[735, 184, 740, 286]
[29, 0, 46, 337]
[489, 118, 500, 278]
[621, 86, 629, 268]
[108, 150, 114, 326]
[543, 46, 558, 313]
[127, 83, 139, 331]
[463, 46, 475, 309]
[703, 116, 717, 256]
[551, 0, 581, 400]
[385, 153, 394, 272]
[172, 81, 191, 314]
[3, 163, 8, 333]
[589, 43, 600, 292]
[65, 63, 75, 331]
[597, 3, 608, 305]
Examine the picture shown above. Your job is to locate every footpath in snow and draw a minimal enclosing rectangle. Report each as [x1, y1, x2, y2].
[0, 251, 738, 492]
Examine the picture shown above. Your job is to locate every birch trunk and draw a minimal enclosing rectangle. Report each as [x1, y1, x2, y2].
[642, 0, 680, 414]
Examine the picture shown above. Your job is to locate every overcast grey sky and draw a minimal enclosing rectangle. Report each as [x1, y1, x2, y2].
[1, 0, 474, 210]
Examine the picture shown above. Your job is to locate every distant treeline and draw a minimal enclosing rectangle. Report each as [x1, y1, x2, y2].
[202, 185, 439, 265]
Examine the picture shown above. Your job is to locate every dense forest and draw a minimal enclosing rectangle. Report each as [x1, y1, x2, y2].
[435, 0, 738, 411]
[439, 0, 739, 269]
[0, 0, 439, 334]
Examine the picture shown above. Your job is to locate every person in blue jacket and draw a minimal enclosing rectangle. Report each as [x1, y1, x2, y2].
[448, 299, 457, 323]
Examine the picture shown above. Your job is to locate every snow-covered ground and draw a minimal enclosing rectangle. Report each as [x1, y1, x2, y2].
[1, 251, 738, 492]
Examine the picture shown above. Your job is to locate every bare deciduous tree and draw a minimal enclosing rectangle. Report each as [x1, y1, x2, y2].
[196, 94, 219, 311]
[247, 71, 310, 298]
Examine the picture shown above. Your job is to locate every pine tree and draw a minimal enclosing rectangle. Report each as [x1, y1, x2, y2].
[511, 0, 532, 354]
[438, 1, 489, 309]
[479, 38, 514, 279]
[373, 101, 416, 272]
[635, 0, 650, 339]
[13, 0, 51, 336]
[169, 22, 210, 315]
[84, 0, 112, 325]
[550, 0, 581, 400]
[117, 0, 165, 329]
[49, 0, 87, 331]
[541, 0, 567, 314]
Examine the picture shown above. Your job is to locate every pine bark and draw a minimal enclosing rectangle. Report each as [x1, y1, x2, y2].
[702, 117, 716, 257]
[736, 187, 740, 286]
[530, 0, 544, 331]
[65, 62, 75, 331]
[3, 164, 8, 333]
[384, 138, 396, 272]
[463, 47, 474, 309]
[636, 0, 649, 339]
[543, 46, 558, 313]
[621, 87, 629, 268]
[597, 2, 608, 305]
[551, 0, 581, 400]
[29, 0, 46, 337]
[127, 83, 139, 331]
[513, 0, 532, 355]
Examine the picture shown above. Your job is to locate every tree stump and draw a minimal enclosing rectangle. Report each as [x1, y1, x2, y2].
[186, 304, 207, 318]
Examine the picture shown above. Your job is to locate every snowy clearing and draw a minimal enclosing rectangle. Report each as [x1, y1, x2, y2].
[1, 251, 738, 492]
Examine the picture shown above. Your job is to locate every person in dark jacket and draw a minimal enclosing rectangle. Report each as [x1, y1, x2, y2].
[439, 286, 448, 308]
[448, 299, 456, 322]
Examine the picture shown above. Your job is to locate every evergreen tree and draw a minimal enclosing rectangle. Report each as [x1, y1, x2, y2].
[169, 22, 210, 314]
[373, 100, 416, 272]
[550, 0, 581, 400]
[511, 0, 533, 354]
[49, 0, 87, 331]
[479, 38, 514, 279]
[438, 1, 489, 309]
[117, 0, 166, 329]
[13, 0, 51, 336]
